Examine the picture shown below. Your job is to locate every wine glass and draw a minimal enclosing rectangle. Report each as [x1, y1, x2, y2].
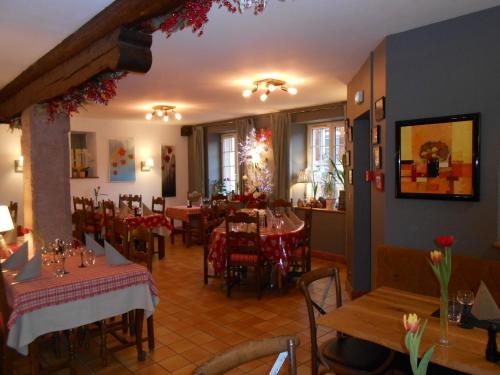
[457, 289, 475, 328]
[85, 249, 96, 266]
[41, 246, 52, 267]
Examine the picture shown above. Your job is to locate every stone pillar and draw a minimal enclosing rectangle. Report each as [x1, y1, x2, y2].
[21, 105, 72, 246]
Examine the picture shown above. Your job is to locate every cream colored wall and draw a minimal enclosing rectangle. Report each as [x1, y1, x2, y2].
[0, 126, 23, 223]
[70, 117, 189, 208]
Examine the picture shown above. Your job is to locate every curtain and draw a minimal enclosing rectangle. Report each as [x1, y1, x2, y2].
[188, 127, 206, 196]
[236, 118, 255, 194]
[271, 112, 291, 200]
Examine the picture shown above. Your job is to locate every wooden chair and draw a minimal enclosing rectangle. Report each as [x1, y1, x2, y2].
[118, 194, 130, 208]
[101, 200, 115, 243]
[298, 268, 394, 375]
[225, 212, 264, 299]
[151, 197, 166, 259]
[290, 208, 312, 274]
[200, 207, 225, 284]
[71, 211, 85, 242]
[129, 195, 142, 211]
[193, 335, 299, 375]
[73, 196, 85, 212]
[81, 198, 101, 241]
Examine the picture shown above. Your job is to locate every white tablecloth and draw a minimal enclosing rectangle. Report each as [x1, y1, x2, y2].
[8, 284, 159, 355]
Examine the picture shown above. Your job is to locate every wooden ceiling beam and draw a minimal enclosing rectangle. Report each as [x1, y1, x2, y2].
[0, 0, 185, 120]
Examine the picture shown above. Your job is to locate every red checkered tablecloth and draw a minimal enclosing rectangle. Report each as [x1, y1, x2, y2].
[123, 213, 172, 230]
[4, 254, 158, 329]
[208, 224, 304, 275]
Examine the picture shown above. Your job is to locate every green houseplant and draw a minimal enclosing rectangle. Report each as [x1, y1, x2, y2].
[329, 155, 346, 210]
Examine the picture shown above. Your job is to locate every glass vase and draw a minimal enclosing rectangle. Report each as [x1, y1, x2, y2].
[439, 288, 449, 346]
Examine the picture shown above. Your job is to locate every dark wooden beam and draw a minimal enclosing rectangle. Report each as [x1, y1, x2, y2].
[0, 0, 185, 119]
[0, 28, 153, 120]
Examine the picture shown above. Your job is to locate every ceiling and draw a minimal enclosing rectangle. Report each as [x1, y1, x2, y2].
[1, 0, 500, 126]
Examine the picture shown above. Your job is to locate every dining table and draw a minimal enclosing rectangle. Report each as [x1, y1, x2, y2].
[165, 205, 202, 247]
[3, 251, 159, 360]
[208, 221, 305, 275]
[317, 287, 499, 375]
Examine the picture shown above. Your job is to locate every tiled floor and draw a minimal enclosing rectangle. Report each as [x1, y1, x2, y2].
[12, 242, 347, 374]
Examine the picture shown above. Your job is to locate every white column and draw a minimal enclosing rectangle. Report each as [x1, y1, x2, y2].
[21, 105, 72, 246]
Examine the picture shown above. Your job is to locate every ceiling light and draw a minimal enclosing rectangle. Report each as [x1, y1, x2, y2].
[145, 105, 182, 122]
[242, 78, 298, 101]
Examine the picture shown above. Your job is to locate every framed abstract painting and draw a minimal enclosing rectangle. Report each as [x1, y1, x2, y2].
[109, 138, 135, 182]
[395, 113, 480, 201]
[161, 145, 176, 197]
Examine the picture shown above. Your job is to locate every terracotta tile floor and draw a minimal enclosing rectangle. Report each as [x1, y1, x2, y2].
[12, 242, 347, 374]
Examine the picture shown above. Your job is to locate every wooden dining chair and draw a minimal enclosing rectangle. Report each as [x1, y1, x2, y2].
[73, 196, 85, 212]
[118, 194, 130, 208]
[290, 208, 312, 274]
[193, 335, 300, 375]
[101, 200, 116, 243]
[200, 207, 224, 284]
[129, 195, 142, 211]
[225, 212, 264, 299]
[298, 268, 394, 375]
[81, 198, 101, 241]
[151, 197, 166, 259]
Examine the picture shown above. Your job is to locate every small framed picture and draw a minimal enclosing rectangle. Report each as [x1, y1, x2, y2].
[373, 146, 382, 169]
[375, 97, 385, 121]
[348, 169, 353, 185]
[374, 172, 384, 192]
[345, 151, 351, 166]
[371, 125, 380, 144]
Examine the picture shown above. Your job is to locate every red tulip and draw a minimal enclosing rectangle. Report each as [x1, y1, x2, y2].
[435, 235, 454, 248]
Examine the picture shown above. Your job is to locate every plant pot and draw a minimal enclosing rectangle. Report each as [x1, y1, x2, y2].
[325, 198, 334, 210]
[337, 190, 346, 210]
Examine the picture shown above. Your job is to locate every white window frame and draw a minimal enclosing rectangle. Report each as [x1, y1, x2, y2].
[306, 121, 345, 198]
[221, 133, 238, 193]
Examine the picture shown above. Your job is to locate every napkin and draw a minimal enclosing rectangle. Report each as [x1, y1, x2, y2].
[142, 204, 153, 216]
[288, 210, 303, 226]
[281, 214, 297, 230]
[118, 204, 132, 219]
[3, 241, 28, 271]
[471, 281, 500, 320]
[14, 250, 41, 281]
[104, 241, 131, 265]
[266, 208, 275, 229]
[85, 233, 105, 256]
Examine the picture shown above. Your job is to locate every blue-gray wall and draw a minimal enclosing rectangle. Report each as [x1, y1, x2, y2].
[385, 6, 500, 258]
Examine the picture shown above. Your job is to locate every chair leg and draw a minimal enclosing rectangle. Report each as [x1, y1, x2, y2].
[158, 236, 165, 259]
[99, 320, 108, 366]
[122, 313, 128, 334]
[135, 309, 146, 361]
[129, 311, 136, 336]
[147, 316, 155, 351]
[226, 265, 232, 298]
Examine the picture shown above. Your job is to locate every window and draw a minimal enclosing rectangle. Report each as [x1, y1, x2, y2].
[221, 133, 238, 193]
[307, 121, 345, 197]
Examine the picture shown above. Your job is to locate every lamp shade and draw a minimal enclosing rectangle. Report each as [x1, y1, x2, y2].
[145, 158, 154, 168]
[0, 206, 14, 232]
[297, 169, 311, 184]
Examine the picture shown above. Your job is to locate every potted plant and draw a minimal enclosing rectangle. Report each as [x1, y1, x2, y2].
[329, 156, 346, 210]
[321, 172, 335, 209]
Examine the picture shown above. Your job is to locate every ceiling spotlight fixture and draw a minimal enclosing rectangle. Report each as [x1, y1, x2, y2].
[145, 105, 182, 122]
[242, 78, 298, 101]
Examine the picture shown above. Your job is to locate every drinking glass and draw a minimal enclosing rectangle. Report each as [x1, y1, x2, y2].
[448, 296, 462, 323]
[53, 254, 65, 278]
[457, 289, 475, 327]
[85, 249, 96, 266]
[41, 247, 52, 267]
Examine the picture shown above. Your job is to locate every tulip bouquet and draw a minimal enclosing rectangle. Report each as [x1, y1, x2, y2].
[403, 313, 435, 375]
[429, 235, 453, 345]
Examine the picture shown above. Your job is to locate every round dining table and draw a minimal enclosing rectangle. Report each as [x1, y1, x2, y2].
[208, 222, 305, 275]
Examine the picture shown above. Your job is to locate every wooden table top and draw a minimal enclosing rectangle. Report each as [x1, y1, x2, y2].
[317, 287, 499, 375]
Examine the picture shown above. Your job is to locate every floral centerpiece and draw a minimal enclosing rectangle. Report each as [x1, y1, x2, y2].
[403, 313, 435, 375]
[429, 235, 453, 345]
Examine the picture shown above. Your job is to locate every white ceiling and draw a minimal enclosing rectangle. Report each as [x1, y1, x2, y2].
[1, 0, 500, 125]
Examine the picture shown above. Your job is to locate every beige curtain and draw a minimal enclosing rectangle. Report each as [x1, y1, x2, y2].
[237, 118, 255, 194]
[271, 113, 291, 200]
[188, 127, 206, 195]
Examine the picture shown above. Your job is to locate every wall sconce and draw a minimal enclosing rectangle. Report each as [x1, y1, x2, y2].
[14, 156, 23, 173]
[141, 158, 154, 172]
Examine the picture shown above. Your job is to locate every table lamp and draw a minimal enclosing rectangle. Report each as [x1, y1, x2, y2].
[296, 169, 311, 201]
[0, 205, 14, 254]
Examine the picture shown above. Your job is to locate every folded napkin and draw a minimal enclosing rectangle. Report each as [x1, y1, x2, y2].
[265, 208, 275, 229]
[142, 204, 153, 216]
[104, 241, 131, 265]
[288, 210, 303, 226]
[14, 250, 41, 281]
[281, 214, 297, 230]
[118, 204, 132, 219]
[85, 233, 105, 256]
[471, 281, 500, 320]
[3, 241, 28, 271]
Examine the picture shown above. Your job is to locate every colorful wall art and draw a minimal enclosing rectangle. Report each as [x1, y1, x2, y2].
[109, 138, 136, 182]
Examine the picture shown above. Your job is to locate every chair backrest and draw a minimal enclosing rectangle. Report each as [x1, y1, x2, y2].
[8, 201, 18, 224]
[298, 267, 342, 375]
[129, 225, 154, 271]
[151, 196, 166, 214]
[72, 211, 85, 242]
[112, 218, 130, 258]
[193, 335, 299, 375]
[303, 208, 313, 249]
[73, 196, 85, 212]
[82, 197, 95, 213]
[129, 195, 142, 209]
[0, 261, 12, 337]
[102, 200, 115, 218]
[225, 212, 260, 259]
[118, 194, 129, 208]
